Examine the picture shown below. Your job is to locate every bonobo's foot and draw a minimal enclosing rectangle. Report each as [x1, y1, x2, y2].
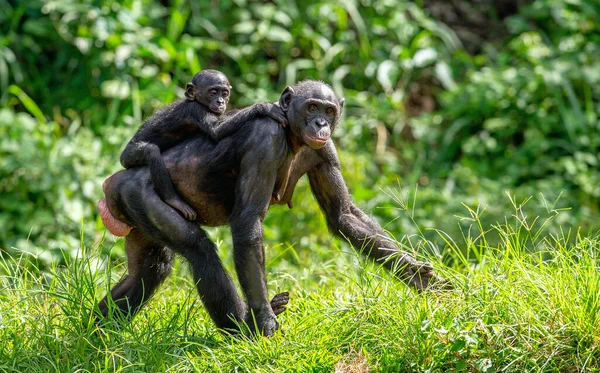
[392, 254, 452, 292]
[165, 198, 197, 221]
[246, 308, 279, 337]
[270, 291, 289, 316]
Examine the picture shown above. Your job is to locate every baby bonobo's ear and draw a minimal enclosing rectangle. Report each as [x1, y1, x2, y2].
[339, 98, 345, 109]
[279, 86, 294, 112]
[185, 83, 196, 101]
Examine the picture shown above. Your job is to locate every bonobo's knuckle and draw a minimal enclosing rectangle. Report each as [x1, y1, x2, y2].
[143, 142, 159, 157]
[258, 102, 268, 114]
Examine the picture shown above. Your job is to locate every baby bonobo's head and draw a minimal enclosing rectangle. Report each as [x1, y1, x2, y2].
[185, 70, 232, 116]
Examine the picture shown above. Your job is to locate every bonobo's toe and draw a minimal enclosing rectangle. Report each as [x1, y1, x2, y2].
[270, 291, 290, 316]
[167, 199, 197, 221]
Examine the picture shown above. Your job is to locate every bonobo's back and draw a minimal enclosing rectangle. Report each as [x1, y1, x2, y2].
[105, 116, 290, 227]
[163, 115, 289, 175]
[162, 116, 289, 218]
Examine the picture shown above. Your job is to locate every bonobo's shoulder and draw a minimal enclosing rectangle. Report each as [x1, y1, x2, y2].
[241, 117, 288, 157]
[248, 117, 286, 142]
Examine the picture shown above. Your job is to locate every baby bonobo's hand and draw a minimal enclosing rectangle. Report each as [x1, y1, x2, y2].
[261, 102, 288, 128]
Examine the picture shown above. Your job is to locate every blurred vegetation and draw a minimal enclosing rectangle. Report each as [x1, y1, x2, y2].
[0, 0, 599, 267]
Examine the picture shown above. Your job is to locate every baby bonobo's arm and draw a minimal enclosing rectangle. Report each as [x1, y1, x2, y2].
[208, 103, 287, 141]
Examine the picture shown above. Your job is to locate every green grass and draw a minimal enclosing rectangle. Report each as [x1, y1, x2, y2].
[1, 200, 599, 372]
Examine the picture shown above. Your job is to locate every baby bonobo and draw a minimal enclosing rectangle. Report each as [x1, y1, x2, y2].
[120, 70, 287, 221]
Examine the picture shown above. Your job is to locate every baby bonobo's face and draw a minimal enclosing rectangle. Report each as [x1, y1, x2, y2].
[200, 81, 230, 115]
[196, 71, 231, 116]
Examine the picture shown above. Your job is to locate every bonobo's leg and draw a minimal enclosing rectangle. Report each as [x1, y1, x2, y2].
[138, 192, 248, 330]
[122, 142, 197, 221]
[98, 229, 173, 319]
[228, 127, 288, 336]
[230, 213, 280, 336]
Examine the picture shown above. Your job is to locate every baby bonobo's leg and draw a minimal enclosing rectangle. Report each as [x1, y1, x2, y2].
[142, 143, 197, 221]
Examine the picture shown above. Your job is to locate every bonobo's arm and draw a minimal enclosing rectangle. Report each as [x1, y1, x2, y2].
[229, 120, 289, 336]
[306, 143, 443, 292]
[207, 103, 287, 141]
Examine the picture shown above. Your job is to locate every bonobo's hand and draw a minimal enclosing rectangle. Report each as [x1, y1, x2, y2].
[260, 102, 288, 127]
[390, 252, 452, 292]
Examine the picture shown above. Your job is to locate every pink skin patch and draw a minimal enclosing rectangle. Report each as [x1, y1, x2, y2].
[97, 198, 132, 237]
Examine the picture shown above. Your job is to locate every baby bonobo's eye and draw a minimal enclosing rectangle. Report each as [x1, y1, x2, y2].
[222, 91, 230, 98]
[325, 107, 334, 115]
[209, 89, 217, 96]
[308, 104, 318, 113]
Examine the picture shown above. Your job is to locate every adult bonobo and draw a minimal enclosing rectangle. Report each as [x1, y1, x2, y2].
[99, 80, 445, 337]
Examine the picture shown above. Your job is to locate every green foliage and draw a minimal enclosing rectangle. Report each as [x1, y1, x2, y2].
[0, 106, 121, 261]
[0, 203, 598, 371]
[418, 0, 600, 211]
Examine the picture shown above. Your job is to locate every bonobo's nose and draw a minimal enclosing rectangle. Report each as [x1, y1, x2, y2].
[316, 118, 327, 127]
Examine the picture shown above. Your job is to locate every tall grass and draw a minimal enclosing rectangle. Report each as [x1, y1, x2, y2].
[0, 195, 598, 372]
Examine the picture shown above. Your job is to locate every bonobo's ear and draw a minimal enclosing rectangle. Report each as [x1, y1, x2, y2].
[339, 98, 345, 109]
[279, 86, 294, 112]
[185, 83, 196, 101]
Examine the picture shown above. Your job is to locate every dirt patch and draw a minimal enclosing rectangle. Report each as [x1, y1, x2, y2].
[333, 351, 370, 373]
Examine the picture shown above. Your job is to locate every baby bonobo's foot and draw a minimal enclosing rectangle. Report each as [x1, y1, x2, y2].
[270, 291, 289, 316]
[166, 198, 197, 221]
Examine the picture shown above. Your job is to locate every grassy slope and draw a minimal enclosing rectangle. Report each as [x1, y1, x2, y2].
[1, 207, 599, 373]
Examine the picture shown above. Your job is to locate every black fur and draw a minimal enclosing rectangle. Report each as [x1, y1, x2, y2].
[99, 80, 444, 336]
[120, 69, 286, 221]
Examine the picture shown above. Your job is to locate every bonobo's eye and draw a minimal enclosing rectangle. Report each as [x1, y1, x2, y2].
[222, 91, 230, 98]
[209, 89, 217, 96]
[308, 104, 318, 113]
[325, 107, 334, 115]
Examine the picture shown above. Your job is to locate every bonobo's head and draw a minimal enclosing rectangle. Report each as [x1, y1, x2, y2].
[279, 80, 345, 150]
[185, 70, 232, 115]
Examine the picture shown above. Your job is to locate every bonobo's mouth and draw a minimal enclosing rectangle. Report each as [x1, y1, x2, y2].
[211, 105, 226, 115]
[304, 134, 329, 149]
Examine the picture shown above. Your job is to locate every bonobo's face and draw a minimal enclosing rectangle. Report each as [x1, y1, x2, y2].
[279, 81, 344, 150]
[185, 70, 231, 115]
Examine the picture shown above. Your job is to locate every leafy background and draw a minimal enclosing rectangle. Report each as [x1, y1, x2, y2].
[1, 0, 599, 267]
